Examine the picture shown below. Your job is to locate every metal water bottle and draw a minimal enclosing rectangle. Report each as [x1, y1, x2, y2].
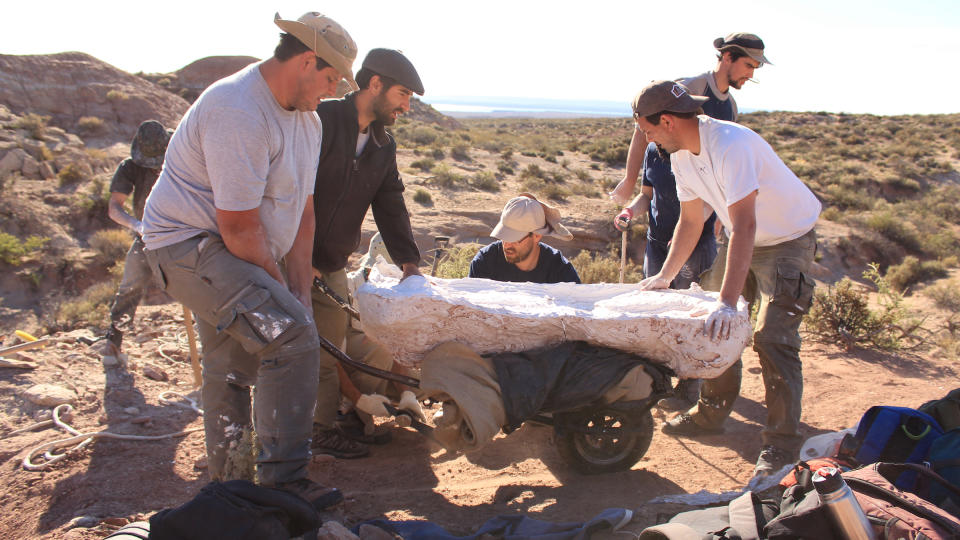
[813, 466, 877, 540]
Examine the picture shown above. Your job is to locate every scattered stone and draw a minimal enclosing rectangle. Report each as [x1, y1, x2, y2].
[23, 384, 76, 406]
[34, 410, 52, 421]
[101, 517, 128, 527]
[142, 364, 168, 381]
[134, 332, 160, 344]
[194, 456, 208, 470]
[130, 416, 152, 425]
[67, 515, 98, 529]
[123, 407, 139, 415]
[317, 521, 360, 540]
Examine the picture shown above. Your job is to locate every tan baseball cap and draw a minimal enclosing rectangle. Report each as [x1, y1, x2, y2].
[491, 193, 573, 243]
[631, 80, 708, 119]
[274, 12, 359, 90]
[714, 32, 772, 65]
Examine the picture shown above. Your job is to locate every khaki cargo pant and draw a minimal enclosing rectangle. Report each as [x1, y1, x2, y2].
[690, 229, 817, 452]
[311, 269, 395, 426]
[145, 235, 320, 486]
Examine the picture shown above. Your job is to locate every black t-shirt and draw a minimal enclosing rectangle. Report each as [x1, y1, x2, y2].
[108, 158, 160, 220]
[469, 241, 581, 284]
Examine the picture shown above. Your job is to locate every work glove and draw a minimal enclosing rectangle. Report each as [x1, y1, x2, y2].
[133, 220, 145, 237]
[356, 393, 390, 418]
[703, 301, 738, 341]
[614, 208, 633, 232]
[398, 390, 427, 423]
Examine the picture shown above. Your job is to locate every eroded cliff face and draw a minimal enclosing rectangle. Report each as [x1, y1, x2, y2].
[0, 52, 189, 144]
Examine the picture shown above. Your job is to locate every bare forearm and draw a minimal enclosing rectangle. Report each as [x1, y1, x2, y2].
[623, 129, 646, 184]
[108, 196, 140, 232]
[219, 215, 285, 286]
[719, 229, 753, 306]
[285, 199, 315, 306]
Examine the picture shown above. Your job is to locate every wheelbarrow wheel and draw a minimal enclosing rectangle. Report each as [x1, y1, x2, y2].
[556, 406, 653, 474]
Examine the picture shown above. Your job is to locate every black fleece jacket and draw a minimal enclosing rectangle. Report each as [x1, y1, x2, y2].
[311, 93, 420, 273]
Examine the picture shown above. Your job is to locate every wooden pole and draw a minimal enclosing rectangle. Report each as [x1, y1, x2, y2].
[182, 305, 202, 388]
[619, 230, 627, 284]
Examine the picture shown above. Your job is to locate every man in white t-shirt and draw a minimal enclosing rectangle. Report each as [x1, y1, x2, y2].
[633, 80, 821, 477]
[141, 12, 358, 510]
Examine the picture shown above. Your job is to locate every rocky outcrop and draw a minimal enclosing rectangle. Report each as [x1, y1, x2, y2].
[0, 52, 189, 144]
[141, 55, 259, 103]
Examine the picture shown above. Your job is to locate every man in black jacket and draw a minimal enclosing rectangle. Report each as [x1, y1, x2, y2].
[310, 48, 424, 458]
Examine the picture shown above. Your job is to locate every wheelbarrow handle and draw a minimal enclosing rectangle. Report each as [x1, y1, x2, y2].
[315, 334, 420, 389]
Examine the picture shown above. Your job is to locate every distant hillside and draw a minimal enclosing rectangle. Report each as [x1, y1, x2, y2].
[0, 52, 189, 145]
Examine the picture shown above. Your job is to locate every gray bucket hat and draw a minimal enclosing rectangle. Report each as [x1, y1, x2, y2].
[714, 32, 772, 65]
[130, 120, 171, 169]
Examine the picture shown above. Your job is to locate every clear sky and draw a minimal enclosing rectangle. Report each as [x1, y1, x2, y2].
[3, 0, 959, 115]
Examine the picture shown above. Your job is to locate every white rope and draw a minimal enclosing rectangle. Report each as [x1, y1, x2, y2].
[21, 404, 203, 471]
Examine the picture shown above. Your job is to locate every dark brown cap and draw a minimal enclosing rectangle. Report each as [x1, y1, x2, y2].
[631, 81, 708, 119]
[361, 48, 424, 95]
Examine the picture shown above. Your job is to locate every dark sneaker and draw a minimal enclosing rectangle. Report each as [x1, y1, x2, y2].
[661, 413, 724, 437]
[273, 477, 344, 511]
[311, 425, 369, 459]
[754, 445, 793, 477]
[657, 379, 702, 411]
[336, 411, 392, 445]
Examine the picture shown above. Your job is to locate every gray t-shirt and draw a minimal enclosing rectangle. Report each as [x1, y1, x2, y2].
[142, 62, 321, 260]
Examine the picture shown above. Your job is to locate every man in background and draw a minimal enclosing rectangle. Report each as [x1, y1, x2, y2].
[102, 120, 170, 357]
[632, 80, 820, 477]
[141, 11, 357, 509]
[469, 194, 580, 284]
[611, 32, 772, 409]
[310, 48, 423, 459]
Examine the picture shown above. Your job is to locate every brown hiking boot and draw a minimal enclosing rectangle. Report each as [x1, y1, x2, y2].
[661, 413, 724, 437]
[311, 424, 369, 459]
[273, 477, 343, 511]
[336, 410, 392, 445]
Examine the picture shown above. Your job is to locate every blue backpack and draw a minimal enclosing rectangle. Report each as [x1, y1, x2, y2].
[846, 406, 944, 490]
[929, 428, 960, 517]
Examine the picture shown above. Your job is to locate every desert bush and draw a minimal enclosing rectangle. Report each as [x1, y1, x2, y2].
[805, 263, 924, 351]
[450, 144, 471, 162]
[573, 168, 591, 182]
[430, 164, 465, 188]
[434, 243, 482, 279]
[57, 163, 86, 185]
[471, 171, 499, 192]
[410, 158, 435, 171]
[820, 206, 842, 221]
[430, 147, 445, 160]
[78, 175, 111, 216]
[570, 250, 643, 284]
[497, 160, 515, 175]
[924, 279, 960, 311]
[90, 229, 132, 262]
[13, 113, 51, 139]
[56, 280, 117, 329]
[0, 233, 49, 265]
[569, 183, 601, 198]
[408, 126, 439, 145]
[885, 255, 949, 292]
[520, 163, 547, 180]
[412, 188, 432, 205]
[106, 89, 130, 101]
[77, 116, 105, 134]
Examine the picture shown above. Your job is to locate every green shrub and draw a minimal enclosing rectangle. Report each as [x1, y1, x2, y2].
[13, 113, 51, 139]
[77, 116, 105, 134]
[90, 229, 132, 261]
[408, 126, 439, 145]
[520, 163, 547, 180]
[0, 233, 49, 265]
[924, 279, 960, 311]
[57, 163, 86, 185]
[885, 255, 948, 292]
[106, 89, 130, 101]
[430, 164, 465, 188]
[430, 147, 445, 160]
[570, 250, 643, 284]
[434, 244, 482, 278]
[471, 171, 499, 192]
[411, 158, 435, 171]
[412, 188, 432, 205]
[450, 144, 471, 162]
[497, 160, 515, 175]
[56, 280, 117, 329]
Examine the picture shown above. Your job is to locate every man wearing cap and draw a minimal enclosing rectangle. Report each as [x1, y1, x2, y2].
[309, 48, 424, 459]
[469, 194, 580, 284]
[632, 80, 820, 477]
[140, 12, 357, 509]
[611, 32, 772, 410]
[102, 120, 170, 358]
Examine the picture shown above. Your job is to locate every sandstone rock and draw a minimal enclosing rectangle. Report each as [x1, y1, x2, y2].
[23, 383, 76, 406]
[357, 262, 752, 379]
[67, 515, 98, 529]
[142, 364, 168, 381]
[317, 521, 361, 540]
[38, 160, 54, 179]
[21, 155, 40, 178]
[0, 147, 27, 177]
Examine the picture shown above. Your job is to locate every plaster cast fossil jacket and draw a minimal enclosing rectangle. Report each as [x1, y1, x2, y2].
[311, 92, 420, 273]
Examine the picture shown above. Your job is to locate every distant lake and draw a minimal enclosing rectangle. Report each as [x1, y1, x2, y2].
[421, 96, 631, 118]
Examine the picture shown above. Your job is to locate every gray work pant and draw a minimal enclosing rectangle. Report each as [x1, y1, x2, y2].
[106, 236, 151, 347]
[692, 229, 817, 452]
[144, 235, 320, 486]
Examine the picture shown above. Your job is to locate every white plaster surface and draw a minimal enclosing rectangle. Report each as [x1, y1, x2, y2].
[356, 260, 752, 378]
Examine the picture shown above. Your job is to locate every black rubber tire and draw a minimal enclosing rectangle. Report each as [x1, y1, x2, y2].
[556, 407, 654, 474]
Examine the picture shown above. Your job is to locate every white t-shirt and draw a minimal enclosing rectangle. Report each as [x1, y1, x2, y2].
[142, 62, 322, 260]
[672, 116, 821, 247]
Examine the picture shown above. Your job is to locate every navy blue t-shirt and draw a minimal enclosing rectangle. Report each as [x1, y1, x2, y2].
[469, 241, 581, 284]
[700, 82, 736, 122]
[642, 144, 716, 245]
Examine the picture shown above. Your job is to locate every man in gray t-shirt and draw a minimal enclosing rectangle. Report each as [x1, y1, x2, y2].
[141, 11, 358, 511]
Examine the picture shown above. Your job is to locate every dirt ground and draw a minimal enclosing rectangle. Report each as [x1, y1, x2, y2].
[0, 294, 956, 539]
